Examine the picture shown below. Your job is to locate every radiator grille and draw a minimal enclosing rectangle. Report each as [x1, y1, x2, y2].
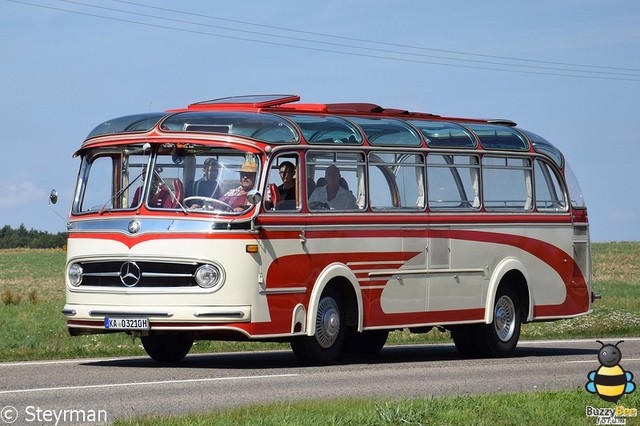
[77, 260, 199, 287]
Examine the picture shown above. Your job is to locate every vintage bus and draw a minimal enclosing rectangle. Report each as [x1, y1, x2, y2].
[57, 94, 594, 365]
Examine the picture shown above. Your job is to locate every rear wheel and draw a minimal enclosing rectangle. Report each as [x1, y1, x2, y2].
[451, 325, 481, 358]
[451, 285, 521, 358]
[141, 334, 193, 363]
[291, 288, 345, 365]
[343, 329, 389, 355]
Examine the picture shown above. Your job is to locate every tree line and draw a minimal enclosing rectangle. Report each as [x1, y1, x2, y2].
[0, 224, 66, 249]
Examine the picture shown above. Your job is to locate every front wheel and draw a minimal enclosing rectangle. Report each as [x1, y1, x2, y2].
[479, 286, 521, 357]
[290, 288, 345, 365]
[141, 334, 193, 363]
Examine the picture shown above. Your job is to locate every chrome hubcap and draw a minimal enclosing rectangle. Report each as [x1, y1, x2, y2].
[494, 295, 516, 342]
[315, 296, 340, 348]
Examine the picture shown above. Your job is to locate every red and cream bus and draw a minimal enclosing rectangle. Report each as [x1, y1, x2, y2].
[57, 94, 594, 365]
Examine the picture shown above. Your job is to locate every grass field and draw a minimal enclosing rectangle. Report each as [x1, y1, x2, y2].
[1, 243, 639, 425]
[112, 391, 640, 426]
[1, 242, 638, 361]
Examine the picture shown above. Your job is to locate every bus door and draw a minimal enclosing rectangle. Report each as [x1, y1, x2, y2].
[375, 227, 427, 325]
[426, 231, 485, 320]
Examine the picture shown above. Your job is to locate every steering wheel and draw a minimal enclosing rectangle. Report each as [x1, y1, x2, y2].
[183, 196, 234, 212]
[309, 201, 331, 210]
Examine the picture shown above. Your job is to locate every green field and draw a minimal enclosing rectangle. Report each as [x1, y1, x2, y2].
[1, 242, 638, 361]
[111, 391, 640, 426]
[1, 243, 639, 425]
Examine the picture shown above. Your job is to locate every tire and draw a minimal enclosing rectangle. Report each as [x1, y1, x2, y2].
[343, 329, 389, 355]
[477, 285, 521, 357]
[451, 325, 482, 358]
[141, 334, 193, 363]
[291, 288, 345, 365]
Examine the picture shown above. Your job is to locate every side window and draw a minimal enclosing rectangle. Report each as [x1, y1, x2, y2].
[534, 159, 567, 211]
[427, 154, 480, 210]
[306, 151, 364, 211]
[482, 156, 532, 211]
[79, 156, 117, 212]
[369, 152, 424, 210]
[264, 154, 299, 211]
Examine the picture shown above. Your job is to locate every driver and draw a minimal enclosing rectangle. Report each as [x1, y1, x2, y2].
[308, 165, 357, 210]
[193, 158, 222, 199]
[219, 161, 258, 211]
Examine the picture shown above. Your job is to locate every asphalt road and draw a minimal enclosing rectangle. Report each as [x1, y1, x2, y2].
[1, 338, 639, 424]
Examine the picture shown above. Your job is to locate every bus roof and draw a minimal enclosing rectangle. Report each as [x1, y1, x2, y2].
[83, 95, 563, 167]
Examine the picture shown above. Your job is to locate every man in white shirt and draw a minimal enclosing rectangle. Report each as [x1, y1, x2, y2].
[308, 165, 357, 210]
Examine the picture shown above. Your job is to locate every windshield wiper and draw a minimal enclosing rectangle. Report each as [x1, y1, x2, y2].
[153, 171, 189, 215]
[98, 172, 143, 215]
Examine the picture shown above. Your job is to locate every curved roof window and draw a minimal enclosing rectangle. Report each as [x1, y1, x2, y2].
[86, 113, 167, 139]
[160, 111, 299, 144]
[408, 121, 476, 148]
[464, 123, 529, 151]
[518, 128, 563, 168]
[286, 114, 363, 144]
[347, 117, 421, 146]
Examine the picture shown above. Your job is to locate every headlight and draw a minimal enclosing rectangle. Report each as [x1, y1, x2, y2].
[195, 264, 223, 289]
[68, 263, 83, 287]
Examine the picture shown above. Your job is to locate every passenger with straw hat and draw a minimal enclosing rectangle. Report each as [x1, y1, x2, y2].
[220, 160, 258, 211]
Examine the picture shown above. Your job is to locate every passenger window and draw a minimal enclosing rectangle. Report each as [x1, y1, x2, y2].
[264, 154, 299, 211]
[369, 152, 424, 210]
[306, 151, 364, 211]
[427, 154, 480, 210]
[535, 159, 567, 211]
[482, 156, 532, 211]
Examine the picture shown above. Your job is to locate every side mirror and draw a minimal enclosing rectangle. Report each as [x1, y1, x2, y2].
[49, 189, 58, 205]
[246, 190, 262, 206]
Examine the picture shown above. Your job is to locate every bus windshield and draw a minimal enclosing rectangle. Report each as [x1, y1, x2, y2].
[73, 144, 261, 215]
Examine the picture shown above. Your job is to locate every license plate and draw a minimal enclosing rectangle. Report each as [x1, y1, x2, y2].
[104, 317, 149, 330]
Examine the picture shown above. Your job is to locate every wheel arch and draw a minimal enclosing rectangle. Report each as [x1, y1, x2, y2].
[484, 258, 532, 324]
[305, 262, 362, 337]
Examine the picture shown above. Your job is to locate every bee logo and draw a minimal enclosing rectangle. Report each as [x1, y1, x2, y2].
[586, 340, 636, 403]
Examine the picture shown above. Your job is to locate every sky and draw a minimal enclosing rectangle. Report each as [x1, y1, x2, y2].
[1, 0, 639, 242]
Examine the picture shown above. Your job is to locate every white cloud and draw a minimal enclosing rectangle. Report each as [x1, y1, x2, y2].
[0, 180, 46, 209]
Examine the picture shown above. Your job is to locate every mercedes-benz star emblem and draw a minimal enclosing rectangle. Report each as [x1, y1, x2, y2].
[119, 262, 141, 287]
[128, 219, 141, 234]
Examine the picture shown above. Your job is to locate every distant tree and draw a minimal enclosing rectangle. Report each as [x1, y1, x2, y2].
[0, 224, 66, 249]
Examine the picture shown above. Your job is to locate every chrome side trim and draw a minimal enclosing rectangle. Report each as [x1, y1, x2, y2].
[259, 287, 307, 295]
[368, 268, 485, 277]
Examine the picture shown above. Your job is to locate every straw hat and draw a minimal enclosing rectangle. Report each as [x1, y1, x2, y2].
[239, 161, 258, 173]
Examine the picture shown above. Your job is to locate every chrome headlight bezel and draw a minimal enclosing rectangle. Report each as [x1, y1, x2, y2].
[68, 263, 83, 287]
[195, 264, 224, 290]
